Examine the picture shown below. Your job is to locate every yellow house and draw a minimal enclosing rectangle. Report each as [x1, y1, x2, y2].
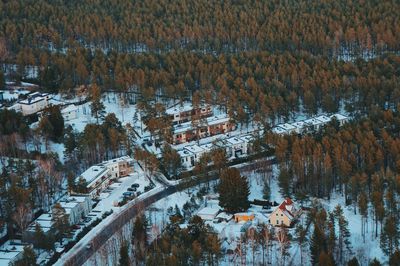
[234, 212, 255, 223]
[269, 198, 299, 227]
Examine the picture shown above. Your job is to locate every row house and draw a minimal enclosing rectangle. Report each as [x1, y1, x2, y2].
[166, 103, 212, 125]
[172, 114, 236, 145]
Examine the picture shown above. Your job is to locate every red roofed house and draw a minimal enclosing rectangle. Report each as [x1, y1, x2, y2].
[268, 198, 300, 227]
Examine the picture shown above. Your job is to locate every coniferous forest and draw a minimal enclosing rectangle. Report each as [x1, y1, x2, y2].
[0, 0, 400, 265]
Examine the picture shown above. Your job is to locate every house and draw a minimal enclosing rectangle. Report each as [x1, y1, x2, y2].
[304, 117, 325, 131]
[171, 113, 235, 145]
[330, 113, 349, 126]
[291, 121, 307, 134]
[23, 213, 54, 243]
[57, 196, 92, 225]
[197, 207, 220, 221]
[271, 126, 287, 135]
[75, 165, 112, 198]
[207, 114, 235, 136]
[315, 115, 331, 125]
[268, 198, 300, 227]
[61, 104, 79, 121]
[184, 145, 205, 164]
[214, 212, 233, 223]
[279, 123, 297, 134]
[226, 137, 245, 158]
[166, 103, 212, 125]
[234, 212, 255, 223]
[104, 156, 134, 179]
[239, 135, 254, 155]
[0, 240, 30, 266]
[178, 149, 195, 169]
[11, 92, 52, 116]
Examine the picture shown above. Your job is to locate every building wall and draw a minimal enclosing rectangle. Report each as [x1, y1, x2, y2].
[269, 208, 292, 227]
[234, 214, 254, 223]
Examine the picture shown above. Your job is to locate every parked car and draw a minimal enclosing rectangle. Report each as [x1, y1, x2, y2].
[131, 183, 140, 188]
[72, 224, 81, 230]
[123, 191, 134, 197]
[127, 187, 137, 192]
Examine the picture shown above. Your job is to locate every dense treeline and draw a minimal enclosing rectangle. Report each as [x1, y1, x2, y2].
[5, 49, 400, 125]
[0, 0, 399, 55]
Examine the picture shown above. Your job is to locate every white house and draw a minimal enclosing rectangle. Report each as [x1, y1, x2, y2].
[61, 104, 79, 121]
[291, 121, 307, 134]
[0, 240, 30, 266]
[330, 113, 349, 126]
[304, 117, 325, 131]
[11, 92, 52, 116]
[272, 126, 287, 135]
[315, 115, 332, 125]
[226, 137, 245, 158]
[75, 165, 112, 198]
[178, 149, 195, 169]
[279, 123, 297, 134]
[58, 196, 92, 225]
[268, 198, 301, 227]
[184, 145, 205, 164]
[240, 135, 254, 155]
[197, 207, 220, 221]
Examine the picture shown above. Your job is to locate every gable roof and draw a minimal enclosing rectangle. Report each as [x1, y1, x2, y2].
[276, 198, 296, 220]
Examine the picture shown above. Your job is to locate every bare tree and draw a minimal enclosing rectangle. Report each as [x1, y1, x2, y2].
[13, 204, 32, 232]
[276, 228, 290, 266]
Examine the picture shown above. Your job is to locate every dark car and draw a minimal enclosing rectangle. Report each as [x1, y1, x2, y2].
[123, 191, 134, 197]
[127, 187, 136, 192]
[131, 183, 140, 188]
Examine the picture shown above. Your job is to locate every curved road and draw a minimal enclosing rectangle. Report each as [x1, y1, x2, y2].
[56, 157, 274, 266]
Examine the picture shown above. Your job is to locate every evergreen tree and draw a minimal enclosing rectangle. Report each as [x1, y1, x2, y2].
[51, 203, 71, 244]
[334, 205, 352, 263]
[381, 216, 399, 256]
[369, 258, 381, 266]
[0, 70, 4, 89]
[14, 246, 37, 266]
[262, 179, 270, 200]
[90, 83, 105, 124]
[347, 257, 360, 266]
[310, 223, 327, 265]
[218, 167, 250, 213]
[132, 215, 148, 264]
[161, 143, 183, 177]
[44, 105, 64, 141]
[389, 250, 400, 266]
[119, 241, 130, 266]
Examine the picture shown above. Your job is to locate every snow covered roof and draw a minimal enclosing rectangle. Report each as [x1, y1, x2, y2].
[0, 240, 26, 263]
[304, 117, 323, 126]
[19, 92, 51, 105]
[61, 104, 78, 114]
[279, 123, 296, 131]
[216, 212, 233, 221]
[165, 102, 193, 115]
[274, 198, 297, 220]
[315, 115, 331, 124]
[226, 137, 244, 145]
[272, 126, 287, 134]
[184, 145, 205, 154]
[240, 135, 254, 143]
[178, 149, 194, 158]
[77, 165, 110, 185]
[291, 121, 306, 130]
[59, 201, 79, 209]
[103, 155, 133, 166]
[197, 207, 220, 217]
[200, 143, 214, 151]
[173, 122, 192, 134]
[207, 114, 230, 126]
[330, 113, 348, 121]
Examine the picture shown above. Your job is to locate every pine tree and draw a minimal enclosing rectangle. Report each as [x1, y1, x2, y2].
[132, 215, 148, 264]
[380, 216, 399, 256]
[347, 257, 360, 266]
[369, 258, 382, 266]
[389, 250, 400, 266]
[90, 83, 105, 124]
[14, 246, 37, 266]
[218, 167, 250, 213]
[334, 205, 352, 264]
[119, 241, 130, 266]
[51, 203, 71, 244]
[310, 222, 327, 265]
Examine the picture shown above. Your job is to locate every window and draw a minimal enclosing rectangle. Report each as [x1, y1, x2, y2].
[276, 213, 278, 216]
[276, 220, 279, 225]
[281, 214, 283, 216]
